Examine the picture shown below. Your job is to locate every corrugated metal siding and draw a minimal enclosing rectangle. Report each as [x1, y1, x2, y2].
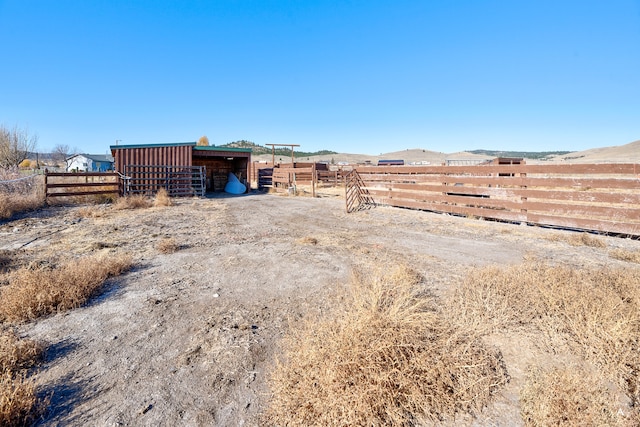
[113, 145, 193, 174]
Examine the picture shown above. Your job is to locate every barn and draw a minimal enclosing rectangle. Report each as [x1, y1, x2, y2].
[110, 142, 252, 196]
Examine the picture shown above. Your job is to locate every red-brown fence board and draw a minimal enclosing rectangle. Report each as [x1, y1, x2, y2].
[45, 171, 119, 200]
[351, 163, 640, 236]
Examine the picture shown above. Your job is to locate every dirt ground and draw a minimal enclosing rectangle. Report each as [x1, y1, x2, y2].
[1, 189, 639, 426]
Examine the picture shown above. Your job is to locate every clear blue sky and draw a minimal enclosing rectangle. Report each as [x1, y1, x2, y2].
[1, 1, 639, 155]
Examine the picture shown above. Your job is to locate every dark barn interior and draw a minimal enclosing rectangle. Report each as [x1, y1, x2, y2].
[192, 146, 251, 192]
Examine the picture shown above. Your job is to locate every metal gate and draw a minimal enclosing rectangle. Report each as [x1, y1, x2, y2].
[345, 170, 375, 213]
[122, 165, 206, 197]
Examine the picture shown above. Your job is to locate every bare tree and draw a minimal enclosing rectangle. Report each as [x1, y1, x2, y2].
[0, 125, 38, 168]
[52, 143, 71, 166]
[197, 135, 210, 146]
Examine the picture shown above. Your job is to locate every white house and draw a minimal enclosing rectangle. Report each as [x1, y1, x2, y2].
[66, 154, 114, 172]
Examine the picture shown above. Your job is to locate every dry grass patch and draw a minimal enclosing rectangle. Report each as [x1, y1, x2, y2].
[0, 192, 45, 221]
[153, 188, 173, 207]
[0, 330, 43, 373]
[296, 236, 318, 245]
[75, 205, 106, 218]
[0, 370, 41, 427]
[0, 329, 45, 427]
[520, 366, 625, 426]
[157, 237, 179, 254]
[449, 262, 640, 420]
[610, 248, 640, 264]
[113, 194, 152, 210]
[265, 265, 508, 425]
[567, 232, 606, 248]
[0, 172, 45, 220]
[0, 253, 133, 323]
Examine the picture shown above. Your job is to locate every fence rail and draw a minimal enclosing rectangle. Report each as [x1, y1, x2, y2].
[44, 171, 119, 200]
[348, 164, 640, 236]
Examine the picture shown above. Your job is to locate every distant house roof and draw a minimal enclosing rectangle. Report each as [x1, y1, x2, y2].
[67, 153, 114, 163]
[377, 159, 405, 166]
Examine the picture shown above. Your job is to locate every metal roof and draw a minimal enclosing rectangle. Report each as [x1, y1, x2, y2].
[109, 142, 252, 153]
[110, 142, 196, 150]
[193, 146, 252, 153]
[67, 153, 115, 162]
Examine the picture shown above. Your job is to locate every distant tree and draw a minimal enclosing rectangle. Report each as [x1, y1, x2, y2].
[197, 135, 210, 146]
[0, 125, 38, 168]
[19, 159, 32, 169]
[52, 143, 71, 166]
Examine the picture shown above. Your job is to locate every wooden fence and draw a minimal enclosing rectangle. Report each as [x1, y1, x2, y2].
[257, 164, 350, 191]
[272, 165, 317, 197]
[45, 171, 119, 200]
[347, 163, 640, 236]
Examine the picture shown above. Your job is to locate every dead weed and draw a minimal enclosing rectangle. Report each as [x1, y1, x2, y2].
[567, 232, 607, 248]
[0, 330, 43, 373]
[520, 366, 626, 426]
[610, 248, 640, 264]
[113, 194, 152, 210]
[0, 329, 45, 427]
[0, 253, 133, 323]
[265, 265, 508, 425]
[153, 188, 173, 207]
[0, 192, 45, 220]
[0, 370, 41, 427]
[448, 262, 640, 420]
[157, 237, 179, 254]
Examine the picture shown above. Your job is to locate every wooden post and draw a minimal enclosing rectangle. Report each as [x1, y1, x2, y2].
[312, 163, 316, 198]
[44, 169, 49, 203]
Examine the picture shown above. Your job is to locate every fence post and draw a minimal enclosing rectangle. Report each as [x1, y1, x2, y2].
[312, 163, 316, 198]
[44, 169, 49, 203]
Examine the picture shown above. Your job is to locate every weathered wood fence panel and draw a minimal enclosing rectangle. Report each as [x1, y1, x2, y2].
[254, 162, 350, 189]
[271, 166, 316, 197]
[45, 171, 119, 200]
[349, 164, 640, 236]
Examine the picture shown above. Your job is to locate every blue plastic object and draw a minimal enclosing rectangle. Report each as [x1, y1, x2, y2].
[224, 173, 246, 194]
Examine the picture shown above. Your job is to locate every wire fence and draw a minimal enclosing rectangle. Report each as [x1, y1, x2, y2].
[0, 169, 43, 195]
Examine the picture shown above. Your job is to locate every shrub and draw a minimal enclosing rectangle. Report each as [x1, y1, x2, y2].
[0, 253, 133, 323]
[265, 265, 508, 425]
